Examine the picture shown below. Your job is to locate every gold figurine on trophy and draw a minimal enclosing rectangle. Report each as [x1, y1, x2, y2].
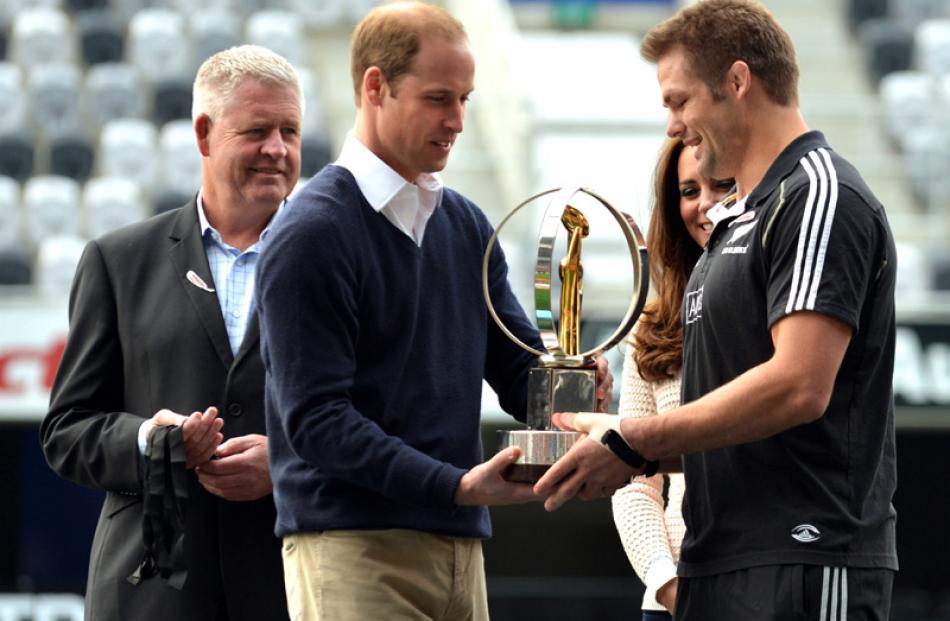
[482, 186, 649, 482]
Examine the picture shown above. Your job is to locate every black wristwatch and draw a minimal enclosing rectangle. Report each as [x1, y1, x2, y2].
[600, 429, 659, 477]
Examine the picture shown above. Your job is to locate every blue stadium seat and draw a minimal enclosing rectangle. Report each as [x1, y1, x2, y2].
[0, 175, 21, 248]
[859, 18, 913, 84]
[152, 77, 194, 126]
[845, 0, 888, 33]
[0, 245, 31, 285]
[301, 133, 333, 178]
[0, 131, 35, 183]
[151, 189, 191, 215]
[49, 132, 96, 183]
[77, 10, 124, 66]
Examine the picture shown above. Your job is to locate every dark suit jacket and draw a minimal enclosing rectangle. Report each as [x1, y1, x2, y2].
[40, 202, 288, 621]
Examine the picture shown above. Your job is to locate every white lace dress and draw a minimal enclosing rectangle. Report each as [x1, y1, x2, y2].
[611, 341, 686, 612]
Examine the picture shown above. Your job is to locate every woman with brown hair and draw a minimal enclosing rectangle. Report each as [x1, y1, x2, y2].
[611, 139, 734, 620]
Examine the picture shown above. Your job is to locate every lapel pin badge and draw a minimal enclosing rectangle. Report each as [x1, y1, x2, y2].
[186, 270, 215, 293]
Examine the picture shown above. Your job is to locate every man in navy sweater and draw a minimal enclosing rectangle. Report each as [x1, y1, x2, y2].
[257, 2, 610, 619]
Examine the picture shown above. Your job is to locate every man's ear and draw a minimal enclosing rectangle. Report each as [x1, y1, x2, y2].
[195, 114, 212, 156]
[362, 67, 385, 106]
[726, 60, 752, 99]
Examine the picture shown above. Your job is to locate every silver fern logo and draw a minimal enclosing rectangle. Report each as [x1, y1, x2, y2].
[791, 524, 821, 543]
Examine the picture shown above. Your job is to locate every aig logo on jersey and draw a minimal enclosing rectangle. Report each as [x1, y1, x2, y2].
[685, 287, 703, 324]
[791, 523, 822, 543]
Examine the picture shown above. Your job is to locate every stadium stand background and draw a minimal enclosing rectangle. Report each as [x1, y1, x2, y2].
[0, 0, 948, 619]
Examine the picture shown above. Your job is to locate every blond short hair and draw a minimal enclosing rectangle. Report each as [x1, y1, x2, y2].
[192, 44, 304, 121]
[350, 1, 466, 103]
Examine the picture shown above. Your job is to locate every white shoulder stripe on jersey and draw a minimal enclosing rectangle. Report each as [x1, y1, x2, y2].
[785, 148, 839, 314]
[807, 148, 840, 308]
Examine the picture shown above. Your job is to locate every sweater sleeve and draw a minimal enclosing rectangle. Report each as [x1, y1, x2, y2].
[258, 192, 465, 512]
[611, 338, 678, 610]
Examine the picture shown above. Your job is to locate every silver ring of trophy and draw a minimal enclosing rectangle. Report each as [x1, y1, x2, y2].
[482, 186, 649, 483]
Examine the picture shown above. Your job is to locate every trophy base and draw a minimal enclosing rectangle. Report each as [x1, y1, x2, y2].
[497, 429, 584, 483]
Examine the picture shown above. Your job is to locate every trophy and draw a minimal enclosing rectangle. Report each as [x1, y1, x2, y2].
[482, 186, 649, 483]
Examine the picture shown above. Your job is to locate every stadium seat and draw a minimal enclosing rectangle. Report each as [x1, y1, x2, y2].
[152, 189, 192, 215]
[878, 70, 935, 149]
[901, 132, 950, 210]
[98, 118, 159, 192]
[0, 176, 21, 248]
[858, 18, 913, 84]
[301, 133, 333, 178]
[282, 0, 345, 30]
[0, 62, 27, 134]
[158, 119, 201, 197]
[83, 62, 145, 128]
[296, 67, 328, 137]
[82, 177, 147, 239]
[23, 175, 81, 247]
[0, 244, 31, 285]
[49, 132, 96, 183]
[77, 9, 124, 66]
[2, 0, 62, 21]
[66, 0, 110, 11]
[914, 18, 950, 76]
[845, 0, 888, 33]
[343, 0, 383, 25]
[190, 9, 242, 67]
[893, 0, 949, 29]
[933, 252, 950, 291]
[35, 234, 87, 296]
[128, 8, 190, 85]
[28, 63, 82, 136]
[246, 10, 305, 66]
[152, 77, 194, 126]
[10, 7, 75, 69]
[0, 131, 35, 183]
[0, 19, 7, 62]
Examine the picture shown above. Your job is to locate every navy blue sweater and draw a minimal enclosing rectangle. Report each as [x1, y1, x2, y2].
[257, 165, 541, 539]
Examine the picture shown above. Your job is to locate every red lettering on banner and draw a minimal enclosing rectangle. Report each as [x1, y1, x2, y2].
[0, 338, 66, 394]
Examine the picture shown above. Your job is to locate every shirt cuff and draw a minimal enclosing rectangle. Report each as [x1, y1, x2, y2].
[137, 420, 152, 456]
[643, 555, 677, 608]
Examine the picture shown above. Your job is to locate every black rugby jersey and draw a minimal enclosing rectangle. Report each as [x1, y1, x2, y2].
[678, 131, 898, 577]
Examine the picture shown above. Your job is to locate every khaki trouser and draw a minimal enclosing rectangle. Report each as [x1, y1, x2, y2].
[282, 529, 489, 621]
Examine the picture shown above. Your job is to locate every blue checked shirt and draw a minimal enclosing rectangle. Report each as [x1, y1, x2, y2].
[197, 192, 282, 355]
[136, 194, 284, 455]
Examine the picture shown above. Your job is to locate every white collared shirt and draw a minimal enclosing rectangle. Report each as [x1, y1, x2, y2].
[334, 130, 443, 246]
[197, 191, 284, 355]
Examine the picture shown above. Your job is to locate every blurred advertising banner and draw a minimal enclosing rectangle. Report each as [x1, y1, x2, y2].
[0, 299, 66, 422]
[0, 298, 947, 425]
[894, 316, 950, 426]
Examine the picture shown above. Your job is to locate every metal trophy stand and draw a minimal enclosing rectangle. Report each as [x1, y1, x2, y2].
[482, 186, 649, 483]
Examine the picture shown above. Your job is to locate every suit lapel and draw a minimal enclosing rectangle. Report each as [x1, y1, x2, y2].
[167, 201, 234, 369]
[233, 311, 260, 369]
